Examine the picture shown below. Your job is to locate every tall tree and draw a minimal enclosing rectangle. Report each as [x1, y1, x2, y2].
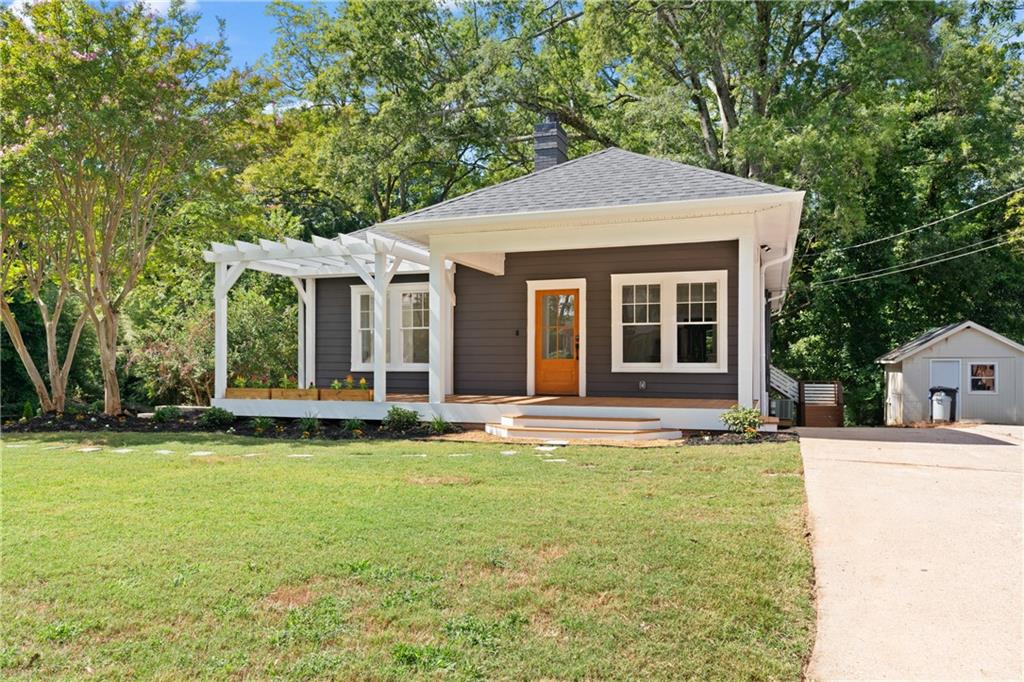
[1, 0, 261, 413]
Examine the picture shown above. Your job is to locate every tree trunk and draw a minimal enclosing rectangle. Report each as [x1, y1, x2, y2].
[0, 299, 55, 412]
[93, 306, 123, 415]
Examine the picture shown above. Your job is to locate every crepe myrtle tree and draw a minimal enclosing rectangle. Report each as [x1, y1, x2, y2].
[0, 0, 263, 414]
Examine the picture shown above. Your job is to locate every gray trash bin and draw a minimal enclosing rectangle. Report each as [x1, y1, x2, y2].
[928, 386, 958, 422]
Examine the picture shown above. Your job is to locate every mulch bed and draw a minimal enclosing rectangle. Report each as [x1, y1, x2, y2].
[4, 413, 796, 446]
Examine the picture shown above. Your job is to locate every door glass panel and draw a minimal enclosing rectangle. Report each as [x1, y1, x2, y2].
[540, 293, 576, 360]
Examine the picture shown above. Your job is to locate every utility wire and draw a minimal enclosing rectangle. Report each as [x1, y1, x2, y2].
[812, 234, 1008, 285]
[812, 238, 1012, 287]
[803, 186, 1024, 257]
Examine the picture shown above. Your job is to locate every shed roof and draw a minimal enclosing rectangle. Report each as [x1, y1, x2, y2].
[380, 147, 793, 225]
[876, 321, 1024, 363]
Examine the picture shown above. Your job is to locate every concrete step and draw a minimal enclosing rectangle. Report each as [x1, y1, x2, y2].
[500, 414, 662, 431]
[485, 423, 682, 441]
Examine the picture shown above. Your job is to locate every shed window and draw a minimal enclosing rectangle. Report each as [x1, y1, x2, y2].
[969, 363, 997, 393]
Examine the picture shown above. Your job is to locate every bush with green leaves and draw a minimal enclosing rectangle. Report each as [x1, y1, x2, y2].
[342, 418, 366, 434]
[427, 415, 454, 435]
[152, 406, 182, 424]
[250, 416, 275, 435]
[198, 407, 235, 429]
[297, 415, 320, 435]
[381, 406, 420, 433]
[719, 405, 763, 439]
[21, 400, 35, 420]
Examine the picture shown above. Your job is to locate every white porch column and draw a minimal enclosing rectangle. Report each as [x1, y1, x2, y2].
[428, 248, 449, 403]
[296, 287, 305, 387]
[737, 233, 755, 408]
[213, 262, 245, 399]
[373, 251, 387, 402]
[304, 278, 316, 387]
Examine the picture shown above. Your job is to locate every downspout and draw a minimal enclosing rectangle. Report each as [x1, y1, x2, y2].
[760, 250, 790, 414]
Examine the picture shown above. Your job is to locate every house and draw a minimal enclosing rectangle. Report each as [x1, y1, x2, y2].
[878, 321, 1024, 426]
[204, 115, 804, 438]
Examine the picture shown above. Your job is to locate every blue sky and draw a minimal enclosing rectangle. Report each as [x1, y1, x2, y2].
[193, 1, 338, 70]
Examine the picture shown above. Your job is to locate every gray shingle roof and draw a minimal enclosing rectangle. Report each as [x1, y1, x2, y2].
[876, 322, 965, 363]
[381, 147, 792, 225]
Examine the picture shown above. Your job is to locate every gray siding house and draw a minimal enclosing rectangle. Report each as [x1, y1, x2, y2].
[205, 117, 804, 438]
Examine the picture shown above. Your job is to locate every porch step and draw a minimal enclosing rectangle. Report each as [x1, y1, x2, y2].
[486, 419, 682, 441]
[500, 414, 662, 430]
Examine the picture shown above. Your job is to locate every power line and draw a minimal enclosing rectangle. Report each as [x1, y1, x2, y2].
[812, 238, 1012, 288]
[803, 186, 1024, 258]
[812, 234, 1007, 285]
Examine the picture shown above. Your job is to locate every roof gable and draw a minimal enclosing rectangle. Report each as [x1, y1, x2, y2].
[877, 321, 1024, 363]
[382, 147, 793, 225]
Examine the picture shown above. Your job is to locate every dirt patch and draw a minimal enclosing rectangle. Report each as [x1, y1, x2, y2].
[535, 545, 568, 563]
[406, 475, 475, 486]
[263, 582, 317, 610]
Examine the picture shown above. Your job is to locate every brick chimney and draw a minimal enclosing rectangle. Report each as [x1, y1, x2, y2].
[534, 112, 568, 172]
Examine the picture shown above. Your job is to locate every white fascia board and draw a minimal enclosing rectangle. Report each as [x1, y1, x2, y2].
[878, 321, 1024, 363]
[382, 191, 804, 242]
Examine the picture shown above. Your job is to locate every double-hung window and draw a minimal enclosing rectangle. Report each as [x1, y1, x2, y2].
[350, 283, 429, 371]
[611, 271, 727, 373]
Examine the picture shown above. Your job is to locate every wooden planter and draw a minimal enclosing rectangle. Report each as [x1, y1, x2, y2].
[270, 388, 320, 400]
[225, 387, 270, 399]
[319, 388, 373, 402]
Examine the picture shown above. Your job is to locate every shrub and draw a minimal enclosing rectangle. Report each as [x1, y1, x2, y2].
[297, 415, 320, 436]
[720, 405, 763, 439]
[198, 406, 235, 429]
[251, 416, 275, 435]
[342, 418, 366, 433]
[427, 415, 454, 435]
[381, 406, 420, 433]
[152, 406, 182, 423]
[21, 400, 34, 420]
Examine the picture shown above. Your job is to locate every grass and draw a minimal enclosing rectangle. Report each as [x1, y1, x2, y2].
[1, 432, 814, 680]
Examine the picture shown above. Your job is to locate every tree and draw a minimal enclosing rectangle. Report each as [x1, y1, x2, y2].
[1, 0, 262, 414]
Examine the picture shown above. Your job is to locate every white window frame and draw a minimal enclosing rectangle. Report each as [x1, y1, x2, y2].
[967, 361, 998, 395]
[350, 282, 429, 372]
[610, 270, 728, 373]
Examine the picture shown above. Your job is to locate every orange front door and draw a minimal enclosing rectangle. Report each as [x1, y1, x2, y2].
[535, 289, 579, 395]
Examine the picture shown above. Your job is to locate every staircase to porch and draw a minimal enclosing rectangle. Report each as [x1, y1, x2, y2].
[485, 415, 683, 441]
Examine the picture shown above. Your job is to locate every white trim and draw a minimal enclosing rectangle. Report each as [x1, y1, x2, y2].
[350, 282, 430, 373]
[526, 278, 587, 397]
[609, 271, 728, 374]
[878, 321, 1024, 363]
[929, 359, 962, 391]
[428, 249, 449, 403]
[967, 360, 999, 395]
[211, 398, 736, 431]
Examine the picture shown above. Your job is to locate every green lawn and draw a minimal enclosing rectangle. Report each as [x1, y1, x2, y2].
[1, 433, 813, 680]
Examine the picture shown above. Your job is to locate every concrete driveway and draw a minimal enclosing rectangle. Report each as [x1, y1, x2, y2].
[800, 425, 1023, 681]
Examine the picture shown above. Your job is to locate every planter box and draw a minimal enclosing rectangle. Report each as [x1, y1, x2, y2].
[319, 388, 373, 402]
[270, 388, 320, 400]
[225, 388, 270, 399]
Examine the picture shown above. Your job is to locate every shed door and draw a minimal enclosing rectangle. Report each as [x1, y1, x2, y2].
[929, 359, 961, 390]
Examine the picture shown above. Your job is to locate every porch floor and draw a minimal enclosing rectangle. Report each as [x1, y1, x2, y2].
[387, 393, 737, 409]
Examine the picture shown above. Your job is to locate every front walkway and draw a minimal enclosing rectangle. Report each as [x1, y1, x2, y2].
[800, 426, 1023, 681]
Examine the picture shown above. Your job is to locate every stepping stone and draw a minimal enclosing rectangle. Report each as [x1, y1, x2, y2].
[448, 453, 472, 457]
[543, 458, 568, 463]
[535, 446, 557, 452]
[500, 450, 518, 456]
[287, 454, 313, 458]
[242, 453, 264, 458]
[154, 449, 174, 455]
[41, 445, 66, 450]
[77, 446, 101, 452]
[402, 453, 427, 458]
[544, 440, 570, 446]
[112, 448, 135, 453]
[3, 443, 29, 449]
[189, 451, 214, 457]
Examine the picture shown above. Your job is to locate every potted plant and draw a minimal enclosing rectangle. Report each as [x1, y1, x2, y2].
[318, 375, 373, 401]
[270, 375, 319, 400]
[225, 375, 270, 399]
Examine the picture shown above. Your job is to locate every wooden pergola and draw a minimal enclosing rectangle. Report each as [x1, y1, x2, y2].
[202, 232, 449, 402]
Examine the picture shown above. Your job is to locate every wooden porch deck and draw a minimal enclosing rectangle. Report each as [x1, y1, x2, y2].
[386, 393, 736, 409]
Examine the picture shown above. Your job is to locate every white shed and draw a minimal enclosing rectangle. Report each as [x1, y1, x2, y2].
[877, 321, 1024, 426]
